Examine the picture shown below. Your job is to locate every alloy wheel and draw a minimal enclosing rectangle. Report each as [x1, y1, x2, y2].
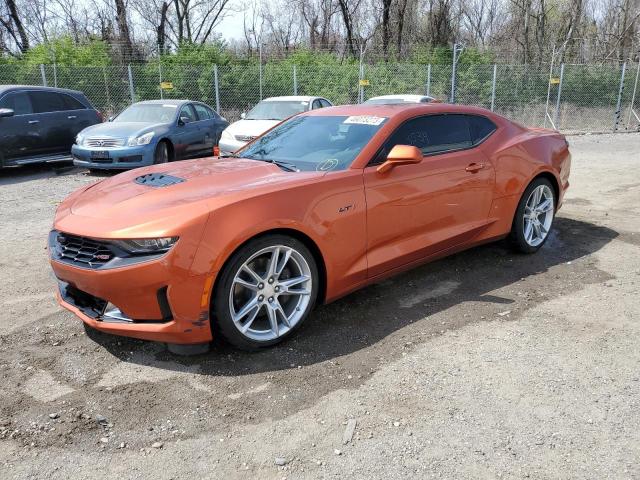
[229, 245, 312, 342]
[523, 184, 554, 247]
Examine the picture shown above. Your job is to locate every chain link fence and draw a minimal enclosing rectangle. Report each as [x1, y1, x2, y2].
[1, 61, 639, 133]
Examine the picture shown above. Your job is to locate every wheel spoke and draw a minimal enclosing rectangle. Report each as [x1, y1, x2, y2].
[267, 305, 279, 337]
[539, 221, 548, 234]
[234, 277, 259, 290]
[274, 301, 290, 328]
[280, 275, 310, 288]
[275, 248, 292, 276]
[266, 247, 280, 278]
[538, 198, 553, 213]
[242, 264, 263, 284]
[533, 186, 542, 206]
[524, 219, 533, 243]
[241, 304, 262, 333]
[533, 221, 542, 240]
[233, 296, 259, 322]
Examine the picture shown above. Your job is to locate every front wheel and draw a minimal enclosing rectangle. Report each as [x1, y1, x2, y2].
[510, 177, 556, 253]
[213, 235, 319, 350]
[154, 141, 169, 164]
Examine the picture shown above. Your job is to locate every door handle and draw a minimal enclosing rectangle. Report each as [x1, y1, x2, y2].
[28, 120, 39, 124]
[465, 163, 485, 173]
[67, 115, 77, 119]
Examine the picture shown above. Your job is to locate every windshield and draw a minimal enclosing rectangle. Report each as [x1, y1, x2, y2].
[115, 104, 177, 123]
[237, 115, 387, 172]
[364, 98, 422, 105]
[245, 100, 309, 120]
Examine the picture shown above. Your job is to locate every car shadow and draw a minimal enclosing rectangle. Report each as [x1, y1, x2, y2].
[86, 216, 618, 376]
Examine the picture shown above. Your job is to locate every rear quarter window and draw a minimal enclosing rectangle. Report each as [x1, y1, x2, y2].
[468, 115, 497, 145]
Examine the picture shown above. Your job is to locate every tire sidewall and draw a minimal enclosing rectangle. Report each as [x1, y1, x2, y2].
[154, 141, 169, 164]
[213, 234, 319, 350]
[511, 177, 556, 253]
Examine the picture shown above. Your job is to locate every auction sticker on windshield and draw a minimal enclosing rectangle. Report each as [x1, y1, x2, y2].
[343, 115, 386, 125]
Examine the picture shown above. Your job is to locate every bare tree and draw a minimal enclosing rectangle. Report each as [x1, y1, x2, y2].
[0, 0, 30, 53]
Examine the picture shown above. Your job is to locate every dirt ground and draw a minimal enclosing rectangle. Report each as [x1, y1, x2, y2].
[0, 133, 639, 480]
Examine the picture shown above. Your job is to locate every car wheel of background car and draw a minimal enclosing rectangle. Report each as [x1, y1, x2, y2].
[213, 234, 319, 350]
[510, 177, 556, 253]
[154, 141, 169, 164]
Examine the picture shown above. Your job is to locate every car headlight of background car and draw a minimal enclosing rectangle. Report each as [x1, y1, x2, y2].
[112, 237, 178, 254]
[128, 132, 155, 147]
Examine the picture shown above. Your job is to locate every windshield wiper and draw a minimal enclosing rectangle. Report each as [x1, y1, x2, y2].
[253, 158, 299, 172]
[218, 153, 238, 158]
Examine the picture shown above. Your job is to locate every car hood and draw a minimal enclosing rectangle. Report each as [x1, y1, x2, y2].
[223, 119, 281, 139]
[80, 122, 168, 138]
[64, 158, 323, 228]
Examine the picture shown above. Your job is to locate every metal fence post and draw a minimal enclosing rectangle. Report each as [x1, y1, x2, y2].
[127, 64, 135, 103]
[358, 45, 364, 103]
[490, 64, 497, 111]
[158, 62, 164, 100]
[53, 63, 58, 88]
[627, 62, 640, 129]
[293, 65, 298, 95]
[213, 65, 221, 114]
[103, 66, 111, 111]
[450, 43, 463, 103]
[614, 62, 627, 131]
[40, 64, 47, 86]
[426, 64, 431, 96]
[259, 43, 263, 100]
[553, 63, 565, 130]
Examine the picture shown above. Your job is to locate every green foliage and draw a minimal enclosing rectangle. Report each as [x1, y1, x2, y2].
[159, 40, 232, 66]
[22, 37, 111, 66]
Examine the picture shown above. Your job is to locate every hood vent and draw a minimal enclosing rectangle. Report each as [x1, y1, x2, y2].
[134, 173, 185, 187]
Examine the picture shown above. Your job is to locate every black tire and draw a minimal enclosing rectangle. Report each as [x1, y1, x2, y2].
[154, 141, 169, 164]
[509, 177, 556, 254]
[213, 234, 319, 350]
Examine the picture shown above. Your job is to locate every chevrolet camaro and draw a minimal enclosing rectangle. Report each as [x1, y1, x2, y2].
[49, 103, 571, 353]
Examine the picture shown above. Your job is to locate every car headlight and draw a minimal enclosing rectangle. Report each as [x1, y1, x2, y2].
[128, 132, 155, 147]
[75, 134, 85, 146]
[112, 237, 178, 254]
[221, 129, 234, 141]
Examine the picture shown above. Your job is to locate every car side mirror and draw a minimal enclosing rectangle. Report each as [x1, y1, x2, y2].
[107, 116, 114, 122]
[376, 145, 423, 174]
[240, 112, 246, 119]
[0, 108, 15, 118]
[178, 116, 191, 126]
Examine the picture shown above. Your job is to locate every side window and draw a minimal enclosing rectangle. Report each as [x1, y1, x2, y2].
[467, 115, 497, 145]
[320, 99, 332, 108]
[206, 106, 219, 119]
[179, 104, 197, 122]
[193, 104, 211, 120]
[0, 91, 33, 115]
[29, 91, 67, 113]
[312, 99, 322, 109]
[62, 94, 86, 111]
[373, 114, 472, 164]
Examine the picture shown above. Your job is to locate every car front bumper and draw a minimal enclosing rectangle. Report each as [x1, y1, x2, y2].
[218, 138, 247, 155]
[49, 241, 215, 345]
[71, 144, 155, 170]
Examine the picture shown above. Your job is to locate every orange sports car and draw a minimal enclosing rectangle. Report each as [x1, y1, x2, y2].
[49, 103, 571, 353]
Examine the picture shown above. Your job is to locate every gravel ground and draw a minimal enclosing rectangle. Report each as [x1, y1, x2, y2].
[0, 133, 639, 479]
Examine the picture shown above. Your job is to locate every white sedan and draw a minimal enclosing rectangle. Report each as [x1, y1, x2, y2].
[219, 96, 333, 155]
[363, 94, 438, 105]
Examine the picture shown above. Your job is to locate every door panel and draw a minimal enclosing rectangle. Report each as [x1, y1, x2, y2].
[175, 104, 202, 158]
[364, 117, 495, 277]
[0, 91, 47, 159]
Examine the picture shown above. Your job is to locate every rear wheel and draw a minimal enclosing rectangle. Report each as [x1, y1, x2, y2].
[213, 235, 319, 350]
[510, 177, 556, 253]
[154, 141, 169, 164]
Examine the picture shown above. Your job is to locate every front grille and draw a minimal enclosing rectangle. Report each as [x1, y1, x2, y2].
[52, 232, 114, 269]
[84, 137, 125, 148]
[235, 134, 256, 142]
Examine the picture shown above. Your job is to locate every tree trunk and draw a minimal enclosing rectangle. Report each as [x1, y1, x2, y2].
[337, 0, 357, 57]
[5, 0, 29, 53]
[157, 2, 170, 54]
[381, 0, 392, 58]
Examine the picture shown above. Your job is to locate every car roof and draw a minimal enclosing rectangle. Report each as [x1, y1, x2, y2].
[367, 94, 432, 101]
[262, 96, 321, 102]
[301, 102, 498, 119]
[135, 99, 192, 106]
[0, 84, 85, 96]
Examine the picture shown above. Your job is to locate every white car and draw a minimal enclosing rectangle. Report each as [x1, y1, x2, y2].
[219, 96, 333, 154]
[363, 94, 437, 105]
